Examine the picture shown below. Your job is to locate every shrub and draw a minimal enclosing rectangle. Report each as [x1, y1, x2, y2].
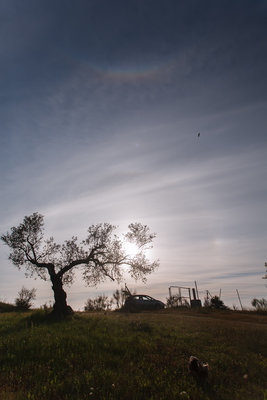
[84, 295, 113, 311]
[113, 288, 127, 309]
[166, 295, 190, 308]
[251, 298, 267, 312]
[15, 287, 36, 310]
[204, 295, 228, 309]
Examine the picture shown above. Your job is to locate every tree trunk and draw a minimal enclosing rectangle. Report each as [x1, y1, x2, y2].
[49, 270, 73, 316]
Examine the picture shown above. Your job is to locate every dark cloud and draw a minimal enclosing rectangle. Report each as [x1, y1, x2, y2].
[1, 1, 266, 93]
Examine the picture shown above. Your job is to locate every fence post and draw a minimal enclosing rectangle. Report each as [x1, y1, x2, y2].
[236, 289, 243, 310]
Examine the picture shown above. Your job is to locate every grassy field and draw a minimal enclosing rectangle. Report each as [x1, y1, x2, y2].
[0, 309, 266, 400]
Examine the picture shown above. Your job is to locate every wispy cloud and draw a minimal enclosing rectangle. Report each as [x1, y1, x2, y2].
[1, 1, 266, 309]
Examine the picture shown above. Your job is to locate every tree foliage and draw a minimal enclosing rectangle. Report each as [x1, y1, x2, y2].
[1, 214, 158, 284]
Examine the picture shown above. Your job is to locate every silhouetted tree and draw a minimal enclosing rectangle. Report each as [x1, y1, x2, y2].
[1, 213, 159, 316]
[15, 286, 36, 310]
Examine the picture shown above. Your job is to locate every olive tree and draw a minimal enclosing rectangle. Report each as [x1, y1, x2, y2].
[1, 213, 159, 316]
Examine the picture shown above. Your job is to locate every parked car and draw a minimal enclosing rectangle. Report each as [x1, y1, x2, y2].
[124, 294, 165, 312]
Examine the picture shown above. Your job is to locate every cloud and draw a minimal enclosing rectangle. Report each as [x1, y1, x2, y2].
[0, 1, 266, 309]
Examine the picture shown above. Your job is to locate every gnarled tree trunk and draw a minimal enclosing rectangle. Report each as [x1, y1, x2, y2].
[49, 267, 73, 316]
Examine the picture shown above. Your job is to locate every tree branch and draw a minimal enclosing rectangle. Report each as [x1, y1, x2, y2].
[57, 248, 96, 278]
[27, 238, 38, 262]
[27, 257, 55, 273]
[99, 263, 115, 281]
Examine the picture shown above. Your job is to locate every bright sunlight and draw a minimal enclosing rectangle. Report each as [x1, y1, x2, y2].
[124, 242, 140, 257]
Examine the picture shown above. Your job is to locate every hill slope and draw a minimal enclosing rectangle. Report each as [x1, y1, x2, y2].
[0, 309, 266, 400]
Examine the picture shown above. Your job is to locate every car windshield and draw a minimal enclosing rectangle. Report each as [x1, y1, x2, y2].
[131, 295, 155, 301]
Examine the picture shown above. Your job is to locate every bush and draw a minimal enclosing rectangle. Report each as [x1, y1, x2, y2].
[40, 303, 53, 313]
[84, 295, 113, 311]
[166, 295, 190, 308]
[251, 298, 267, 312]
[204, 295, 228, 310]
[113, 288, 127, 309]
[15, 287, 36, 311]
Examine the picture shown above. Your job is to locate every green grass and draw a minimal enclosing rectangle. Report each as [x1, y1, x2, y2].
[0, 309, 266, 400]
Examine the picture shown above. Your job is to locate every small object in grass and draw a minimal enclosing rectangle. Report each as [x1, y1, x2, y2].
[243, 374, 248, 380]
[180, 391, 189, 398]
[188, 356, 209, 378]
[112, 383, 115, 388]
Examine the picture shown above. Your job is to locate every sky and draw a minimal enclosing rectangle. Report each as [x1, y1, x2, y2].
[0, 0, 267, 310]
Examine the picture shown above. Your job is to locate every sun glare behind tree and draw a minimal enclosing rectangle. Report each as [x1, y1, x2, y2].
[123, 241, 141, 257]
[1, 213, 159, 316]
